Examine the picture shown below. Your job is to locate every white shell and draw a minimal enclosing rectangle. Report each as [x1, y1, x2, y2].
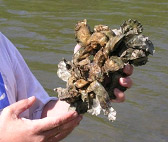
[57, 60, 71, 82]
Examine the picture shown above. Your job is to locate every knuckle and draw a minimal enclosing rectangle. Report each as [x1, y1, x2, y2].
[127, 78, 133, 88]
[39, 136, 46, 142]
[74, 116, 82, 124]
[29, 124, 40, 134]
[124, 64, 134, 76]
[118, 94, 125, 102]
[47, 119, 60, 129]
[57, 117, 66, 125]
[120, 96, 125, 102]
[3, 106, 13, 115]
[115, 89, 125, 103]
[34, 135, 46, 142]
[21, 99, 29, 109]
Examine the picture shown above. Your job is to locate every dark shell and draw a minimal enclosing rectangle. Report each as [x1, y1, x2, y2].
[120, 19, 143, 35]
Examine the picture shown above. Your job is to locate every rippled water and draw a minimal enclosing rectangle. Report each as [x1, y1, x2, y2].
[0, 0, 168, 141]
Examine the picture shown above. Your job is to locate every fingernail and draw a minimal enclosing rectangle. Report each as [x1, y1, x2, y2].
[72, 112, 78, 117]
[120, 77, 126, 84]
[28, 96, 35, 101]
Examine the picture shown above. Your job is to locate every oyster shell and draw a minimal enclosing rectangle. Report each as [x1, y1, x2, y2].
[55, 19, 154, 121]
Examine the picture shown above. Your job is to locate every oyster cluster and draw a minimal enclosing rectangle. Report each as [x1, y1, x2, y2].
[55, 19, 154, 121]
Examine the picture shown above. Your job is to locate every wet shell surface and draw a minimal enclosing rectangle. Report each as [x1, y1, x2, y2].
[55, 19, 154, 121]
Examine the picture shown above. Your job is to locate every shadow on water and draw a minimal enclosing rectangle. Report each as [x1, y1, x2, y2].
[0, 0, 168, 141]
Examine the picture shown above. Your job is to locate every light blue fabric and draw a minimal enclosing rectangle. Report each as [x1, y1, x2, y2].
[0, 32, 57, 119]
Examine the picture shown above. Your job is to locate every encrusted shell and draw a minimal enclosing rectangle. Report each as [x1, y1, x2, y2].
[103, 56, 124, 73]
[55, 19, 154, 121]
[75, 19, 92, 46]
[75, 79, 89, 88]
[120, 19, 143, 35]
[57, 59, 71, 82]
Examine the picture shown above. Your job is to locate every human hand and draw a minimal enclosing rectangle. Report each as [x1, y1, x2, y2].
[74, 44, 133, 103]
[0, 97, 81, 142]
[112, 64, 133, 103]
[41, 100, 82, 141]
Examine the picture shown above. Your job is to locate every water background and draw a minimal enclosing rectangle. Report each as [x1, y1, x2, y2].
[0, 0, 168, 141]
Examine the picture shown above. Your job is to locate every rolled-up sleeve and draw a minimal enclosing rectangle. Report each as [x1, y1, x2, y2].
[0, 32, 57, 119]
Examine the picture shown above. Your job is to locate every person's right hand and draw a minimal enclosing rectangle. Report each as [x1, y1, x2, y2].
[0, 96, 80, 142]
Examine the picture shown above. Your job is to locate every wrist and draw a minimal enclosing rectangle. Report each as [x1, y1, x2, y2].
[41, 100, 58, 118]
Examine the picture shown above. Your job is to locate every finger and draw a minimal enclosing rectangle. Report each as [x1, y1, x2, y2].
[60, 115, 82, 130]
[74, 44, 81, 54]
[119, 77, 133, 88]
[48, 127, 75, 142]
[4, 96, 36, 117]
[55, 128, 74, 142]
[44, 115, 82, 139]
[123, 64, 134, 76]
[111, 88, 125, 103]
[33, 111, 78, 132]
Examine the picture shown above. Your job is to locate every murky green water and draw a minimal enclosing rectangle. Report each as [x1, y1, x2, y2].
[0, 0, 168, 141]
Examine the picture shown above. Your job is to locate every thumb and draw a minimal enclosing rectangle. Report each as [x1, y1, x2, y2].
[7, 96, 36, 117]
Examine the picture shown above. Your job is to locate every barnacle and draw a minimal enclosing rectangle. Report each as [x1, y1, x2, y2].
[55, 19, 154, 121]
